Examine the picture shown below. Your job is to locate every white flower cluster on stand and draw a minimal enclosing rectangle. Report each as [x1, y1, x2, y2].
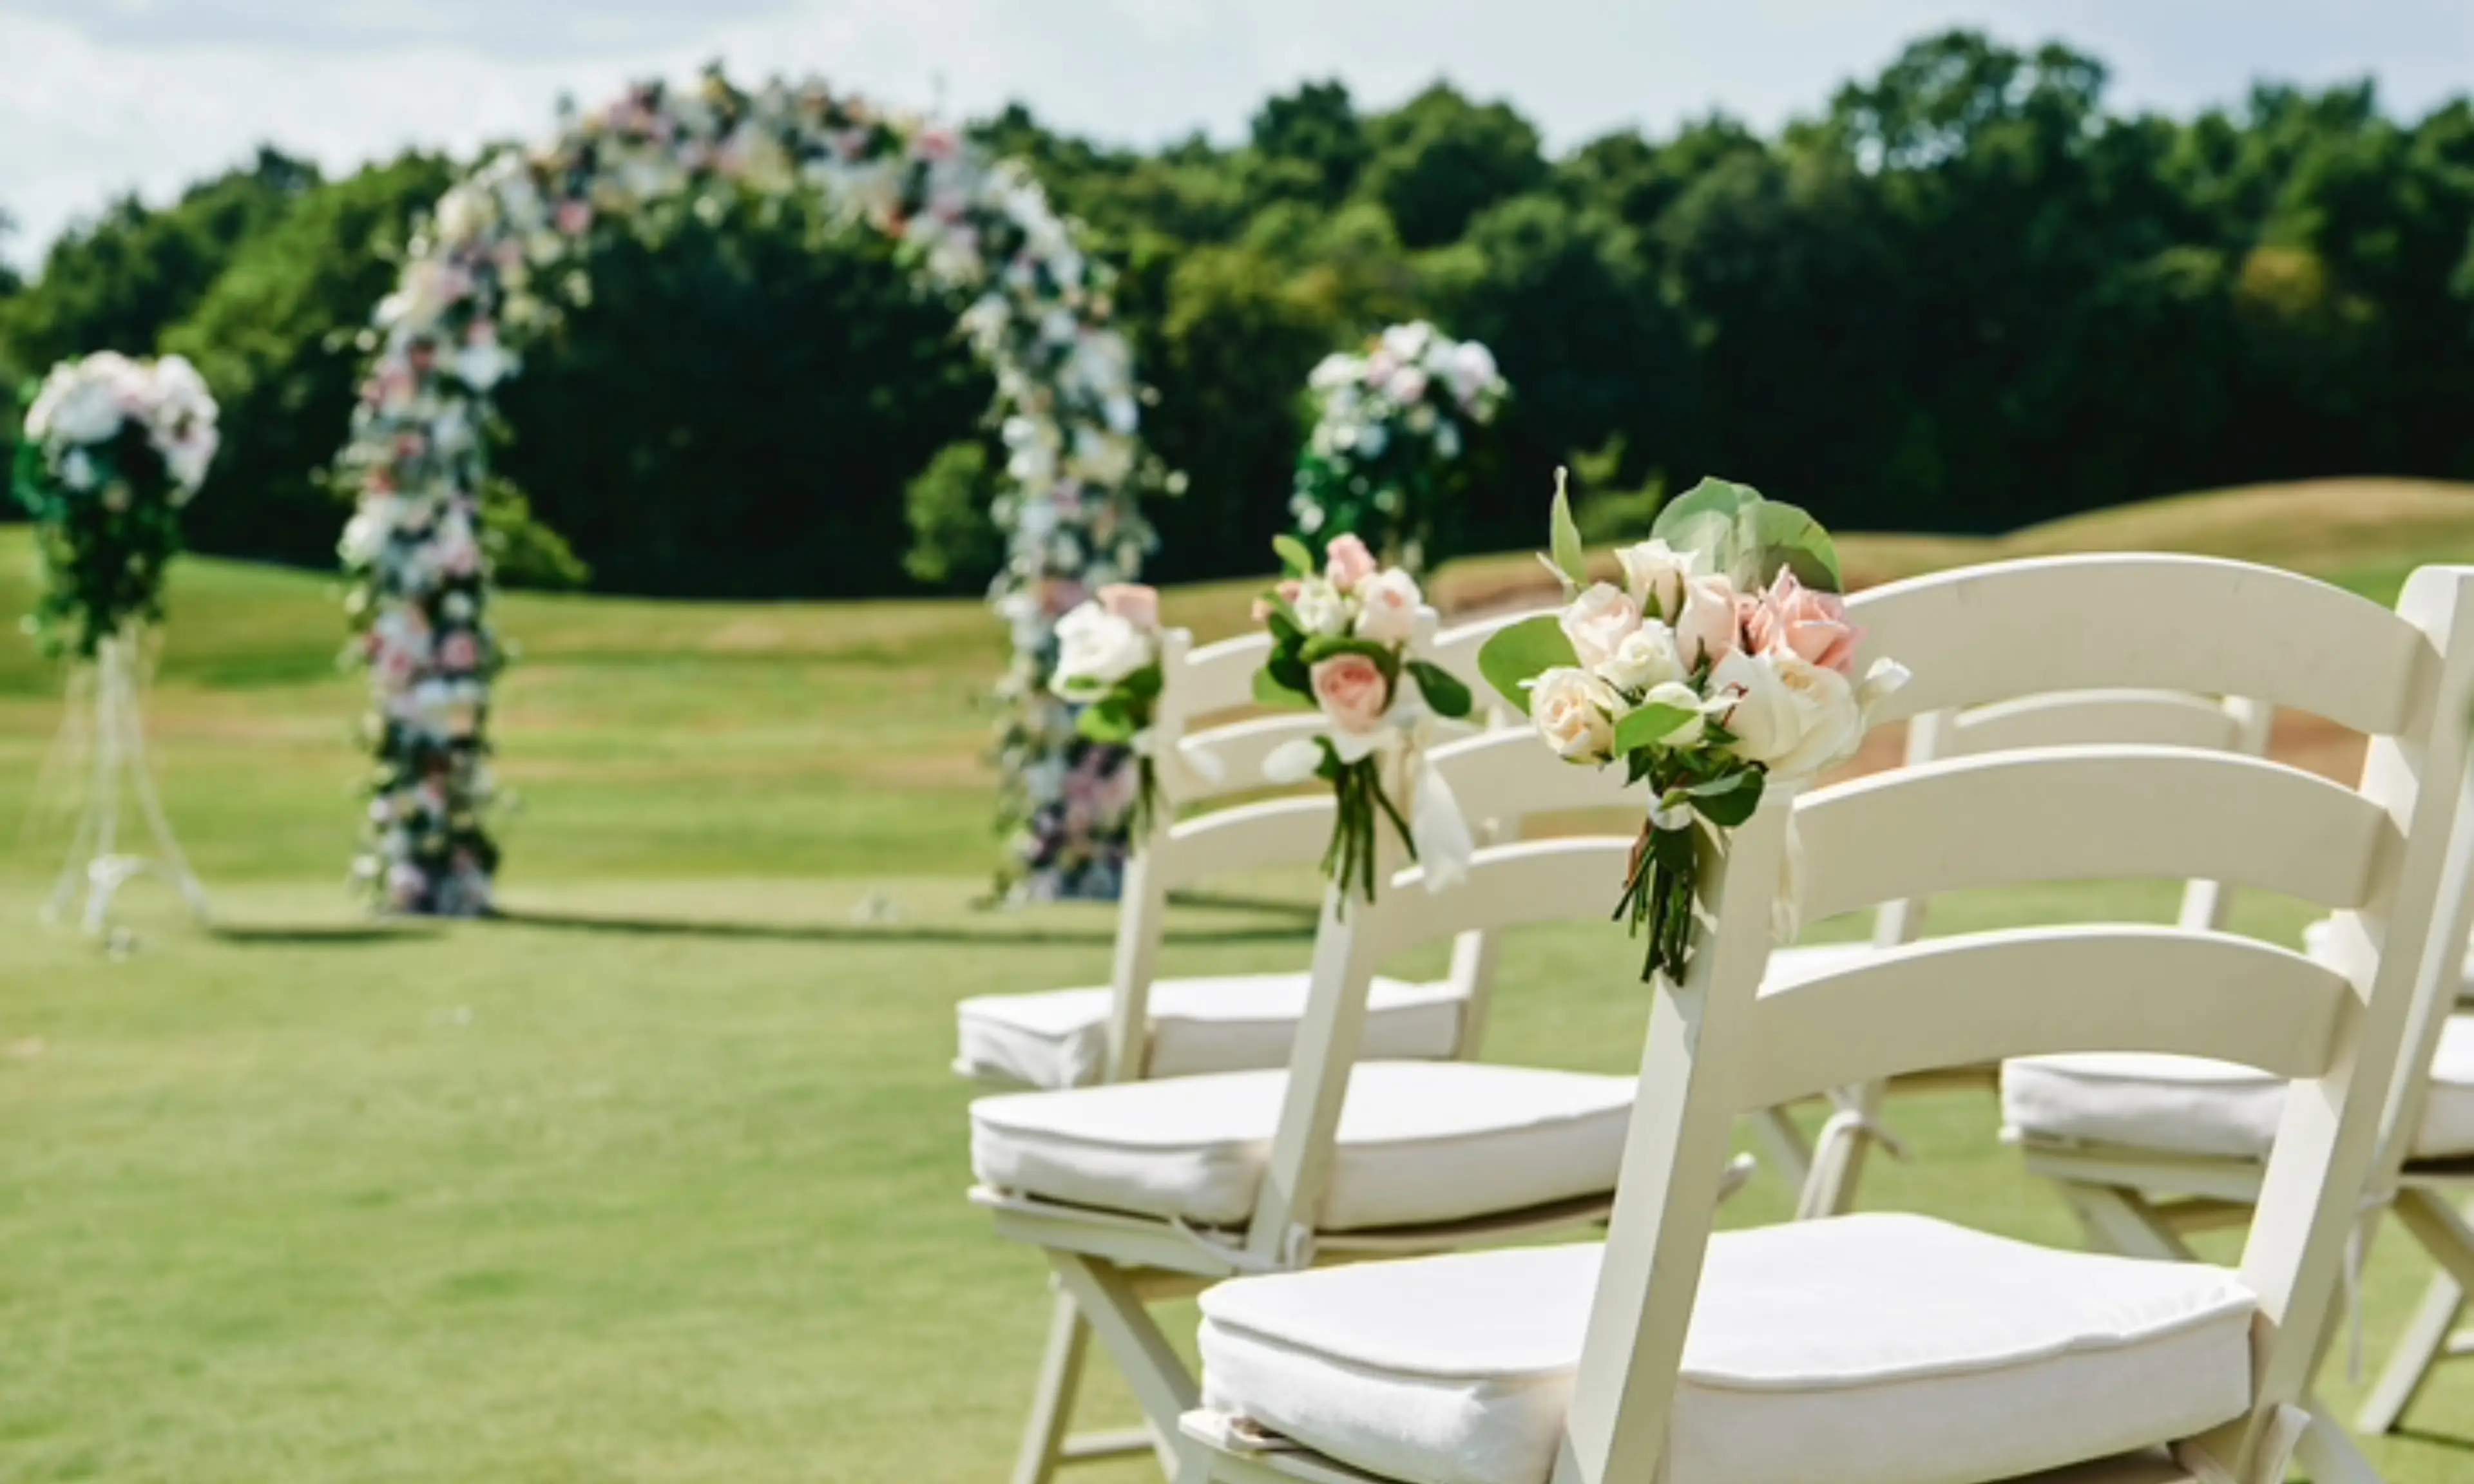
[1292, 321, 1507, 568]
[334, 66, 1168, 912]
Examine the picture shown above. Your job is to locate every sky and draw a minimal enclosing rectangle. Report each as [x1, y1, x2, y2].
[5, 0, 2471, 269]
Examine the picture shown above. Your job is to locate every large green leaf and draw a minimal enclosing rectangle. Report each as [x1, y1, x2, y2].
[1649, 477, 1842, 593]
[1475, 615, 1577, 716]
[1649, 477, 1764, 576]
[1271, 534, 1316, 579]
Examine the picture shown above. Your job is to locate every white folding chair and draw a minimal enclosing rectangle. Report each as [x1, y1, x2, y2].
[956, 611, 1527, 1093]
[1758, 687, 2274, 1219]
[972, 723, 1644, 1483]
[1177, 555, 2474, 1484]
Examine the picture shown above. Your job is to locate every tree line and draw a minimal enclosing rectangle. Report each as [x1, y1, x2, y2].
[4, 29, 2472, 598]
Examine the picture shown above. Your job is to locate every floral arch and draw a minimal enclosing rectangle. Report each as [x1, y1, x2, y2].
[337, 68, 1160, 915]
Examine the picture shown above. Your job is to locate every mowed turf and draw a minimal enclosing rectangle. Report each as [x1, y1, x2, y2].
[5, 479, 2474, 1481]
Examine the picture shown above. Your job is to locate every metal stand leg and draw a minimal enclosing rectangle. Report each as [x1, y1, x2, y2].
[34, 629, 211, 937]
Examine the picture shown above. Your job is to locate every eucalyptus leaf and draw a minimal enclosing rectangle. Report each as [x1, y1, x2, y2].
[1686, 768, 1765, 828]
[1271, 534, 1316, 579]
[1747, 500, 1844, 593]
[1475, 615, 1578, 716]
[1405, 660, 1473, 719]
[1613, 702, 1698, 755]
[1075, 701, 1139, 744]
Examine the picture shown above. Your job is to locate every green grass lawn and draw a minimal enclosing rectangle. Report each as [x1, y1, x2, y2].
[7, 482, 2474, 1480]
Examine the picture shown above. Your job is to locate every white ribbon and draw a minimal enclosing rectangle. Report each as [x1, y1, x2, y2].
[1408, 748, 1473, 892]
[1773, 814, 1807, 946]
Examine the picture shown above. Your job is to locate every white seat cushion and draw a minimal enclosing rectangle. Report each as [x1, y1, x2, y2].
[2003, 1013, 2474, 1161]
[970, 1061, 1631, 1231]
[1198, 1213, 2256, 1484]
[955, 973, 1466, 1089]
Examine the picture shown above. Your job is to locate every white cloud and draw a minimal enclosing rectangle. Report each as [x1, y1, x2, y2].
[5, 0, 2469, 270]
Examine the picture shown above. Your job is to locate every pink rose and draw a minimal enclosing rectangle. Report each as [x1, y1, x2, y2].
[1747, 570, 1859, 675]
[1674, 573, 1742, 671]
[1310, 652, 1392, 735]
[1323, 533, 1378, 593]
[555, 200, 595, 236]
[439, 633, 480, 672]
[1098, 582, 1160, 630]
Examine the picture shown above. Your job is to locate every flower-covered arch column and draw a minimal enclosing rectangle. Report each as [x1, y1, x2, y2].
[337, 68, 1162, 914]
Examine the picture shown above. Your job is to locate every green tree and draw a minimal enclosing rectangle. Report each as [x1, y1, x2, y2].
[1359, 84, 1548, 248]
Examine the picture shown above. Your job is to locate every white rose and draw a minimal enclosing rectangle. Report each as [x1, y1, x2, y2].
[1595, 619, 1683, 693]
[59, 449, 96, 491]
[1559, 582, 1641, 669]
[1711, 650, 1863, 781]
[1292, 580, 1349, 638]
[1446, 340, 1500, 404]
[1353, 568, 1422, 643]
[1615, 538, 1702, 620]
[1050, 602, 1153, 698]
[33, 373, 124, 445]
[1308, 353, 1365, 392]
[1637, 680, 1709, 749]
[1528, 666, 1620, 764]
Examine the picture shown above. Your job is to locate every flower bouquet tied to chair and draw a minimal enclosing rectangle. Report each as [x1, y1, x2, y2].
[1251, 533, 1476, 906]
[1481, 474, 1906, 981]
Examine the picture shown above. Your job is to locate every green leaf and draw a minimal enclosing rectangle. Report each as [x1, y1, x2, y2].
[1271, 534, 1316, 579]
[1117, 665, 1164, 702]
[1747, 500, 1844, 593]
[1254, 661, 1314, 710]
[1406, 660, 1473, 719]
[1613, 702, 1698, 755]
[1548, 470, 1587, 586]
[1075, 701, 1139, 744]
[1685, 768, 1765, 828]
[1475, 615, 1578, 717]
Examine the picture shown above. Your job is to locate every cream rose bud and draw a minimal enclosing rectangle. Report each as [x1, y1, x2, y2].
[1559, 583, 1642, 669]
[1353, 567, 1422, 642]
[1292, 579, 1350, 637]
[1050, 602, 1152, 696]
[1615, 538, 1701, 619]
[1097, 582, 1160, 630]
[1594, 620, 1684, 692]
[1711, 650, 1864, 781]
[1528, 666, 1620, 764]
[1674, 573, 1744, 671]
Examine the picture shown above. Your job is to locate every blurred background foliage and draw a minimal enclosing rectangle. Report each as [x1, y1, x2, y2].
[5, 29, 2474, 598]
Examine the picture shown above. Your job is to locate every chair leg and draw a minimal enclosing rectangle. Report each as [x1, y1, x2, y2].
[2357, 1272, 2462, 1435]
[1011, 1289, 1095, 1484]
[2364, 1188, 2474, 1438]
[2294, 1405, 2392, 1484]
[1049, 1253, 1203, 1478]
[1796, 1081, 1890, 1221]
[1747, 1106, 1812, 1196]
[2057, 1181, 2198, 1261]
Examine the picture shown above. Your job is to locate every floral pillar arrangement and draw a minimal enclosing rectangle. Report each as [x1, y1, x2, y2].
[1480, 474, 1906, 980]
[1291, 321, 1507, 571]
[13, 352, 221, 931]
[339, 67, 1167, 912]
[1251, 533, 1476, 906]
